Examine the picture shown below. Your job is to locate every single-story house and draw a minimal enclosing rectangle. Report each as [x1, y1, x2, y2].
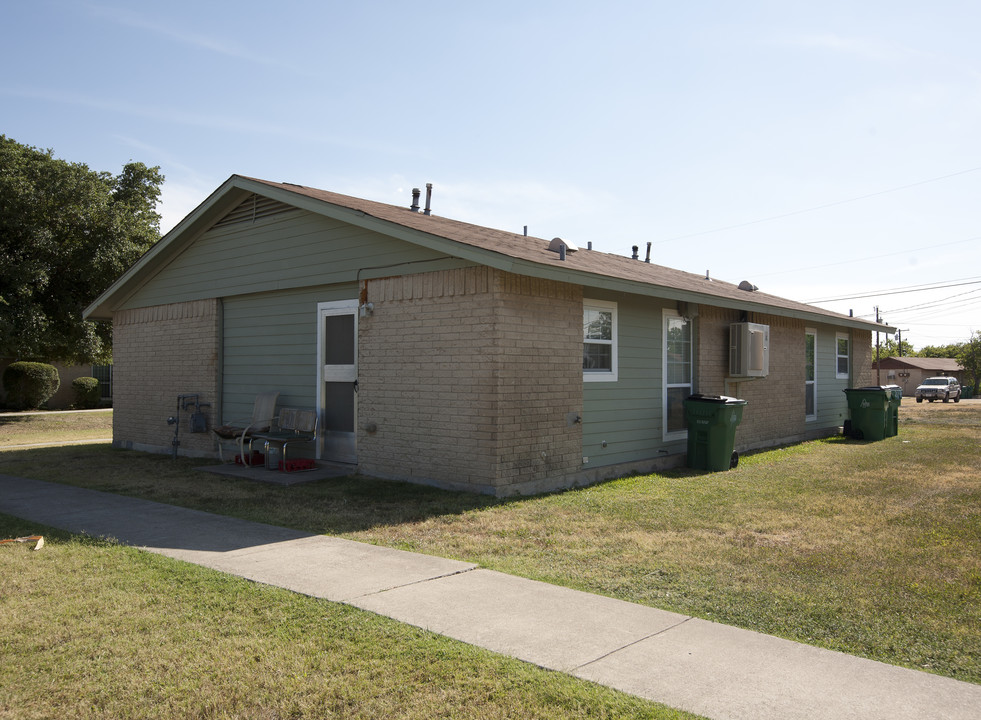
[85, 175, 893, 496]
[871, 356, 964, 396]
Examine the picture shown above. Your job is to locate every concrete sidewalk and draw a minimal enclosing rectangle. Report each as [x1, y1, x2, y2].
[1, 474, 978, 720]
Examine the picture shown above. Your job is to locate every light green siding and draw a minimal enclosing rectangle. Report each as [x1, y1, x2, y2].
[220, 285, 355, 426]
[582, 291, 679, 467]
[122, 209, 449, 310]
[812, 323, 851, 429]
[118, 207, 459, 428]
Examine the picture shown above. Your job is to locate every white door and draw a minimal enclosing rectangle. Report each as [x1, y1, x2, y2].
[317, 301, 358, 463]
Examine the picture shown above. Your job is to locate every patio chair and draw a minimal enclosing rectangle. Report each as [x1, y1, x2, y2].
[212, 391, 280, 465]
[251, 408, 318, 472]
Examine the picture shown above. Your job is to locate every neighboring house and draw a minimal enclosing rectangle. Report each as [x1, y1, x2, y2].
[0, 359, 112, 409]
[871, 356, 964, 396]
[84, 176, 891, 496]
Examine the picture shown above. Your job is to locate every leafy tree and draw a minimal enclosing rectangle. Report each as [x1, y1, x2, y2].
[0, 136, 163, 364]
[915, 343, 962, 359]
[956, 331, 981, 395]
[878, 337, 914, 358]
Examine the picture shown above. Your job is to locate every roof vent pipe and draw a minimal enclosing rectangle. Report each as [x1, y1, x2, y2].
[410, 188, 421, 212]
[631, 245, 639, 260]
[587, 241, 592, 250]
[559, 244, 567, 261]
[645, 242, 652, 263]
[424, 183, 433, 215]
[524, 225, 528, 236]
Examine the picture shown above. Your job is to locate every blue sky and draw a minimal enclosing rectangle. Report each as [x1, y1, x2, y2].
[3, 1, 980, 348]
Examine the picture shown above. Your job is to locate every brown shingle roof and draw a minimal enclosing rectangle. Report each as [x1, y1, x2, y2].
[246, 177, 886, 331]
[873, 357, 963, 372]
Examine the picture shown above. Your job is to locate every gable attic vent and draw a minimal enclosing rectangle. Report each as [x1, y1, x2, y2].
[214, 193, 293, 228]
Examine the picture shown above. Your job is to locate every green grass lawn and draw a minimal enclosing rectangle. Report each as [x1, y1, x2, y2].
[0, 514, 695, 720]
[0, 409, 112, 446]
[2, 401, 979, 687]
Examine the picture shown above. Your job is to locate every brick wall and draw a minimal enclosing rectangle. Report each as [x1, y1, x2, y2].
[112, 299, 219, 457]
[852, 329, 873, 386]
[357, 267, 582, 495]
[696, 306, 808, 449]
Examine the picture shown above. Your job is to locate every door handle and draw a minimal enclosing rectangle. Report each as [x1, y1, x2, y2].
[353, 379, 359, 393]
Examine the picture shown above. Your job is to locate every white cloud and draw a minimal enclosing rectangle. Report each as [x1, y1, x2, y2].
[157, 179, 218, 234]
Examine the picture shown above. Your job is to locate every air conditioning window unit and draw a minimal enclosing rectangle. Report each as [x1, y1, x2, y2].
[730, 322, 769, 377]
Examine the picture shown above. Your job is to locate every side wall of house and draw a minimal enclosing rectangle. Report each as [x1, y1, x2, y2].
[576, 297, 877, 475]
[112, 299, 220, 456]
[357, 267, 582, 495]
[580, 292, 680, 470]
[220, 284, 357, 429]
[696, 308, 874, 451]
[492, 272, 583, 493]
[696, 307, 809, 448]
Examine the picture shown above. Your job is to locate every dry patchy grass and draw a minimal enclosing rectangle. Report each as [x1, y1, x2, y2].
[0, 515, 695, 720]
[1, 400, 979, 683]
[0, 410, 112, 446]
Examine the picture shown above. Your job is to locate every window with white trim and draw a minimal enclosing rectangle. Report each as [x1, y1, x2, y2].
[663, 310, 692, 439]
[583, 300, 617, 382]
[835, 332, 850, 380]
[805, 329, 816, 421]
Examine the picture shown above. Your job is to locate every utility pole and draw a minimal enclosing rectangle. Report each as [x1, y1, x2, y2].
[875, 306, 881, 385]
[896, 329, 909, 357]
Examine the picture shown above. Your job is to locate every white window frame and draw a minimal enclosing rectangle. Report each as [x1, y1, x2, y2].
[663, 309, 693, 441]
[583, 299, 618, 382]
[835, 332, 850, 380]
[805, 328, 817, 422]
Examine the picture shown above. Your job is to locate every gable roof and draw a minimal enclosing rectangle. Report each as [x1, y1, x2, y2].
[86, 174, 892, 334]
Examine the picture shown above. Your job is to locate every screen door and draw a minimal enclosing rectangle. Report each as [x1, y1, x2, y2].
[317, 300, 357, 463]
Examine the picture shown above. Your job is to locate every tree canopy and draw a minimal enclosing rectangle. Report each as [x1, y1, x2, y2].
[956, 331, 981, 394]
[877, 337, 915, 358]
[0, 136, 163, 364]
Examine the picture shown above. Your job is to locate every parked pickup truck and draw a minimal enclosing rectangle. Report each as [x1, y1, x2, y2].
[914, 376, 961, 403]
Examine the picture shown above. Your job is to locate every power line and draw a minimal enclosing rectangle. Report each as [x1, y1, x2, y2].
[890, 297, 981, 325]
[658, 165, 981, 244]
[883, 288, 981, 315]
[754, 235, 981, 280]
[807, 276, 981, 303]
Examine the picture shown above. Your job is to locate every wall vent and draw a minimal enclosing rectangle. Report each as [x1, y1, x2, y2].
[214, 194, 293, 228]
[729, 322, 770, 377]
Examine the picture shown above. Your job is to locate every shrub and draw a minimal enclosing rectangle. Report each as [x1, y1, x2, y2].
[2, 362, 61, 410]
[72, 376, 101, 409]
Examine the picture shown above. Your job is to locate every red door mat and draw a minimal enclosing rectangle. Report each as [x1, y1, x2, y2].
[235, 452, 264, 466]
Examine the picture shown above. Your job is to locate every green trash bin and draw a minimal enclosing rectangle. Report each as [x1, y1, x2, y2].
[883, 384, 902, 437]
[684, 394, 747, 471]
[843, 386, 891, 441]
